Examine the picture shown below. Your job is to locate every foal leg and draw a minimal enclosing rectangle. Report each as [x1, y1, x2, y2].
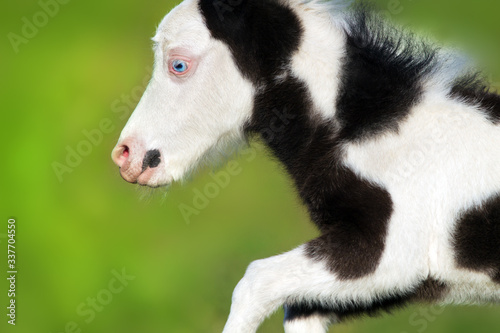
[222, 245, 422, 333]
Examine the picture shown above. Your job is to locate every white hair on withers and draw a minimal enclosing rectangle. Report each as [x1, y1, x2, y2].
[112, 0, 500, 332]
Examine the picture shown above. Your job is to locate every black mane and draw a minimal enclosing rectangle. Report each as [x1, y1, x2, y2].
[337, 3, 439, 140]
[449, 72, 500, 123]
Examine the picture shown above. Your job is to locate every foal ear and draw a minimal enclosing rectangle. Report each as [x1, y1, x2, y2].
[198, 0, 303, 82]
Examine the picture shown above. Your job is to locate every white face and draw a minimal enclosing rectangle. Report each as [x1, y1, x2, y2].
[112, 0, 254, 187]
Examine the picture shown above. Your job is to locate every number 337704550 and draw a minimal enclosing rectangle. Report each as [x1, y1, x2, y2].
[7, 219, 16, 266]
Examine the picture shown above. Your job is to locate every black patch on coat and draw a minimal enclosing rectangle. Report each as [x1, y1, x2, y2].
[336, 4, 438, 141]
[305, 166, 393, 279]
[448, 73, 500, 124]
[247, 75, 394, 279]
[453, 194, 500, 283]
[246, 74, 394, 278]
[284, 278, 448, 323]
[199, 0, 303, 83]
[411, 278, 449, 301]
[284, 303, 332, 322]
[200, 0, 395, 279]
[142, 149, 161, 172]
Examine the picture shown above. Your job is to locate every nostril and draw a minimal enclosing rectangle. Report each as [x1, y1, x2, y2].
[142, 149, 161, 172]
[122, 145, 129, 158]
[112, 144, 130, 168]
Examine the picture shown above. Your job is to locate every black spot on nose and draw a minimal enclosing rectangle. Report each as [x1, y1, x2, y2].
[142, 149, 161, 172]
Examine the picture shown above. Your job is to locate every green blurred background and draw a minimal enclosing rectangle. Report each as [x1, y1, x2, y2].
[2, 0, 499, 332]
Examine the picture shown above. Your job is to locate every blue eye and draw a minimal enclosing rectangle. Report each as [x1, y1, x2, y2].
[172, 59, 188, 73]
